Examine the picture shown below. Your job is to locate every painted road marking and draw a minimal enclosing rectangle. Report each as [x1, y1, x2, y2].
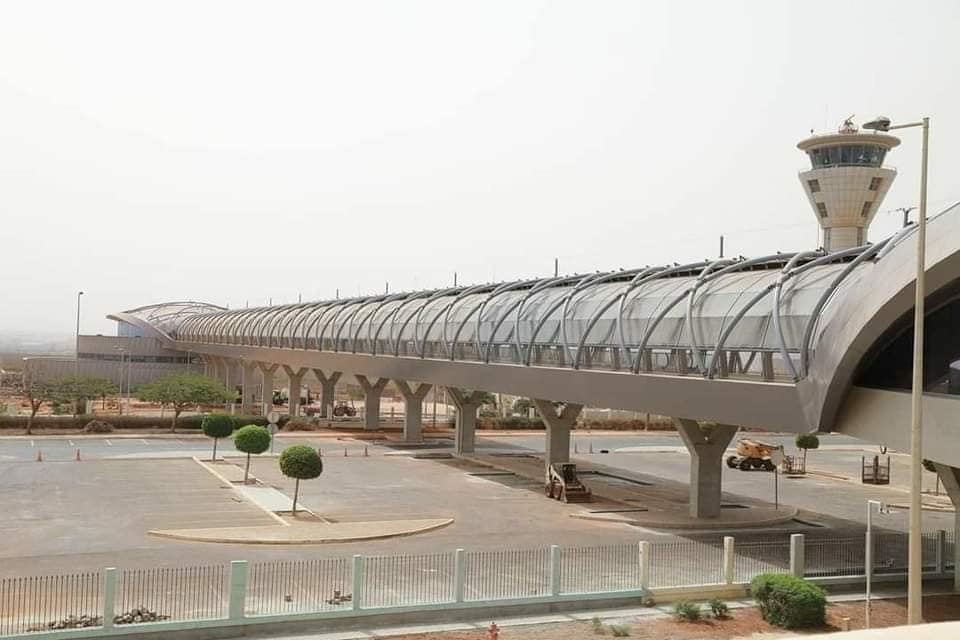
[106, 440, 113, 446]
[140, 439, 150, 445]
[68, 440, 75, 446]
[30, 440, 35, 447]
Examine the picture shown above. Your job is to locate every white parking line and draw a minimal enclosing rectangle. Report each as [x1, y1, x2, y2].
[106, 439, 113, 446]
[140, 439, 150, 445]
[68, 440, 75, 446]
[30, 440, 35, 447]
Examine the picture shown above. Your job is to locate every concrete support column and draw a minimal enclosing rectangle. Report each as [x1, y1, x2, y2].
[673, 418, 738, 519]
[257, 363, 279, 417]
[532, 399, 583, 476]
[240, 361, 257, 415]
[932, 463, 960, 591]
[447, 388, 483, 454]
[356, 375, 389, 430]
[222, 358, 234, 412]
[395, 380, 432, 443]
[283, 366, 307, 417]
[312, 369, 342, 419]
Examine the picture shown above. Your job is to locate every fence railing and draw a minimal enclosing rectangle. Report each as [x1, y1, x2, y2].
[0, 530, 955, 638]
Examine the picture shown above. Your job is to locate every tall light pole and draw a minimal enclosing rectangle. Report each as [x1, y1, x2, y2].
[863, 115, 930, 625]
[865, 499, 894, 629]
[74, 291, 84, 376]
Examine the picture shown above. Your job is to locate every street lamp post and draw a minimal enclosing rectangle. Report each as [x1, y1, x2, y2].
[865, 499, 893, 629]
[863, 115, 930, 625]
[74, 291, 84, 376]
[114, 347, 126, 415]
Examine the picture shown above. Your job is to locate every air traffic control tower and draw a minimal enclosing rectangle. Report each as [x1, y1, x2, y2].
[798, 117, 901, 251]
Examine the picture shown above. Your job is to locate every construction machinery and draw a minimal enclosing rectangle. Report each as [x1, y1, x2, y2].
[332, 400, 357, 417]
[544, 463, 592, 503]
[726, 439, 781, 472]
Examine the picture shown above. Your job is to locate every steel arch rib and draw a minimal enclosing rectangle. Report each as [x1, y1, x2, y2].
[615, 266, 671, 371]
[571, 268, 650, 369]
[237, 308, 266, 346]
[632, 262, 714, 373]
[289, 302, 329, 350]
[559, 272, 615, 366]
[334, 297, 380, 352]
[407, 288, 460, 357]
[257, 305, 295, 347]
[705, 283, 779, 378]
[485, 277, 568, 363]
[354, 294, 403, 354]
[317, 300, 354, 352]
[385, 292, 433, 356]
[279, 303, 320, 349]
[511, 275, 582, 364]
[438, 284, 494, 360]
[772, 251, 824, 380]
[800, 240, 889, 375]
[308, 302, 346, 351]
[524, 275, 596, 366]
[272, 305, 306, 348]
[473, 279, 534, 359]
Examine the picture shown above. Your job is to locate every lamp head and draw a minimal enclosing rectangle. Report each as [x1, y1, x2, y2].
[862, 116, 892, 132]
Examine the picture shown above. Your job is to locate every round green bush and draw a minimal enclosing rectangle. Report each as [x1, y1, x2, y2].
[201, 414, 235, 439]
[750, 573, 826, 629]
[279, 445, 323, 480]
[795, 433, 820, 450]
[672, 600, 701, 621]
[233, 424, 271, 455]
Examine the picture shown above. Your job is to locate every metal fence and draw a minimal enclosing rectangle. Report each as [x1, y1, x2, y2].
[116, 565, 227, 623]
[0, 573, 102, 636]
[560, 543, 641, 594]
[246, 558, 351, 616]
[733, 540, 791, 583]
[463, 547, 550, 601]
[648, 540, 723, 587]
[0, 532, 955, 638]
[362, 552, 455, 608]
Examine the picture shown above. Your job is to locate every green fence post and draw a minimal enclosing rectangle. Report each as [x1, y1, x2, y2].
[228, 560, 248, 621]
[723, 536, 735, 584]
[102, 568, 117, 631]
[352, 555, 365, 611]
[789, 534, 805, 578]
[550, 545, 561, 596]
[639, 541, 650, 590]
[454, 549, 466, 603]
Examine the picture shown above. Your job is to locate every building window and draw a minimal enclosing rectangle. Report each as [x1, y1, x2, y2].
[861, 201, 873, 218]
[816, 202, 828, 218]
[807, 179, 821, 193]
[869, 177, 883, 191]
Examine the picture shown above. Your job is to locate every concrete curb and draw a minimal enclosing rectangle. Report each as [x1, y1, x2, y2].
[147, 518, 454, 544]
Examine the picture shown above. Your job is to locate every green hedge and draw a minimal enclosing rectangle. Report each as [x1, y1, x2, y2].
[750, 573, 826, 629]
[0, 415, 268, 431]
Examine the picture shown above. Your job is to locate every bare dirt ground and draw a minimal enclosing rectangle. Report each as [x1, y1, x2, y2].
[375, 596, 960, 640]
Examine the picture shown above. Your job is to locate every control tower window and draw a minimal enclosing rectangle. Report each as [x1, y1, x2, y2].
[869, 177, 883, 191]
[807, 144, 886, 168]
[807, 179, 821, 193]
[861, 201, 873, 218]
[816, 202, 828, 218]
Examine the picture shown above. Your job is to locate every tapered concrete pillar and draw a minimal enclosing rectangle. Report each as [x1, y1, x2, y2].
[356, 375, 389, 430]
[222, 358, 234, 411]
[395, 381, 432, 443]
[932, 463, 960, 591]
[533, 399, 583, 477]
[448, 388, 483, 454]
[240, 361, 257, 415]
[257, 363, 279, 417]
[311, 369, 341, 419]
[283, 366, 307, 417]
[674, 418, 738, 519]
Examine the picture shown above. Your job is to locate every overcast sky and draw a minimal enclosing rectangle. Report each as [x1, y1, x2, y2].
[2, 0, 958, 336]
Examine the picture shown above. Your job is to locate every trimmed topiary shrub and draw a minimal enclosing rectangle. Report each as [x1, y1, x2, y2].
[708, 597, 730, 619]
[283, 418, 322, 431]
[673, 600, 701, 621]
[201, 414, 235, 461]
[83, 420, 114, 433]
[750, 573, 826, 629]
[279, 445, 323, 514]
[233, 425, 271, 483]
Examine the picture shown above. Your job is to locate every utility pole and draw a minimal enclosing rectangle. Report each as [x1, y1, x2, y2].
[554, 257, 559, 277]
[453, 272, 458, 287]
[719, 235, 725, 258]
[74, 291, 84, 377]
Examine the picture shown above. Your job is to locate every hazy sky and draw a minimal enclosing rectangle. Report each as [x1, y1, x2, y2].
[2, 0, 958, 336]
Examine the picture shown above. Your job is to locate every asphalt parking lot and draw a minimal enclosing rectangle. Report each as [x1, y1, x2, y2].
[0, 431, 952, 577]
